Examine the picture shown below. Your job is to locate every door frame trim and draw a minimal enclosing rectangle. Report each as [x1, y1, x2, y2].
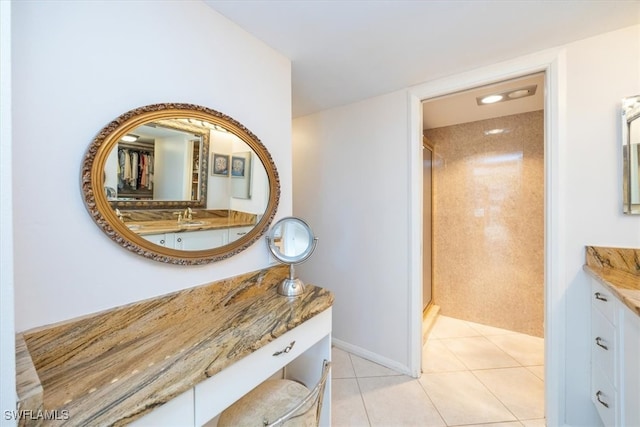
[421, 137, 434, 314]
[407, 48, 567, 426]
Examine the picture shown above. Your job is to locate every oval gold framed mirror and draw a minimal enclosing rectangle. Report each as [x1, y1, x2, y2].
[81, 103, 280, 265]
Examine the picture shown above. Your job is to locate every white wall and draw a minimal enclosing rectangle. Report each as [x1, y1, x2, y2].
[12, 0, 292, 331]
[562, 25, 640, 426]
[293, 90, 412, 370]
[293, 25, 640, 425]
[1, 0, 16, 424]
[208, 131, 234, 209]
[154, 136, 192, 200]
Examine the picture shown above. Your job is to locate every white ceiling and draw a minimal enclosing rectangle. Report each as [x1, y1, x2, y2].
[204, 1, 640, 119]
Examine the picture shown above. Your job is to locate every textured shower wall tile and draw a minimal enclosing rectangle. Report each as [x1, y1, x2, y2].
[426, 111, 544, 337]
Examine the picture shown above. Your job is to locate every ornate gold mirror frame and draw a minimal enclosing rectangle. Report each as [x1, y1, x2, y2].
[81, 103, 280, 265]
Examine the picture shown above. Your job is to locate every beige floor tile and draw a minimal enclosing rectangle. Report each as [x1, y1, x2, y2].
[332, 347, 356, 378]
[486, 333, 544, 366]
[430, 315, 481, 339]
[526, 365, 544, 381]
[474, 367, 545, 420]
[422, 339, 467, 373]
[462, 423, 524, 427]
[331, 378, 370, 427]
[351, 354, 402, 378]
[441, 336, 520, 370]
[358, 376, 445, 427]
[331, 315, 546, 427]
[419, 371, 516, 426]
[520, 418, 546, 426]
[467, 320, 517, 336]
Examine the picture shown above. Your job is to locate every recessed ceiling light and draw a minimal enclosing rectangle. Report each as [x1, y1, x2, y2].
[508, 89, 531, 99]
[476, 84, 537, 106]
[121, 134, 139, 142]
[484, 128, 511, 136]
[480, 94, 504, 104]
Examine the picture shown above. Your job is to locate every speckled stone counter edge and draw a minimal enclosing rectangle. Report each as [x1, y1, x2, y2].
[15, 334, 43, 427]
[585, 246, 640, 316]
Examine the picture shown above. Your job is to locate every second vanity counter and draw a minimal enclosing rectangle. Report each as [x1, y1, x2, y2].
[584, 246, 640, 316]
[16, 265, 334, 426]
[584, 246, 640, 426]
[120, 209, 257, 236]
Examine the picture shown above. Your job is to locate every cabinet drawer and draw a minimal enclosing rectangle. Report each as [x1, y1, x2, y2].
[194, 308, 332, 426]
[592, 279, 616, 325]
[592, 307, 616, 384]
[228, 226, 253, 243]
[592, 364, 617, 426]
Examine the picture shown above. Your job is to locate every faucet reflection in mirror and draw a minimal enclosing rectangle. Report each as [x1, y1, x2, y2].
[623, 95, 640, 214]
[81, 103, 280, 264]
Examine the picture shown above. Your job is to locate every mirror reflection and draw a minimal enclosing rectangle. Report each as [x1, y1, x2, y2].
[623, 95, 640, 214]
[82, 103, 280, 264]
[266, 217, 318, 297]
[105, 120, 208, 205]
[267, 217, 317, 264]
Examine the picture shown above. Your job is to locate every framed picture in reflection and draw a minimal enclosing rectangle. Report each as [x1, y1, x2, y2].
[211, 153, 229, 176]
[231, 156, 246, 178]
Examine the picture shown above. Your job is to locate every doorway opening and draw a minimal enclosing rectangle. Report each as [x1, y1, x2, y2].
[419, 72, 546, 424]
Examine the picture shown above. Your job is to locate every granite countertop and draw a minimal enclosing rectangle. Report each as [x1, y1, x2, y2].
[584, 246, 640, 316]
[16, 265, 333, 426]
[126, 217, 255, 236]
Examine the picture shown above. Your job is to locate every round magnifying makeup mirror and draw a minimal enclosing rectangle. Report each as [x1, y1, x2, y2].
[266, 217, 318, 297]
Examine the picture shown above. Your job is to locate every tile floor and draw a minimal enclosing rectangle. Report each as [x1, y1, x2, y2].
[331, 315, 545, 427]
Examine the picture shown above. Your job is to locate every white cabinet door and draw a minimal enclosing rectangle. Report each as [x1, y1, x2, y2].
[228, 226, 253, 243]
[622, 303, 640, 427]
[143, 233, 171, 247]
[174, 229, 229, 250]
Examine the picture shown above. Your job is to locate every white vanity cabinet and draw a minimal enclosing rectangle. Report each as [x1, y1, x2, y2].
[143, 229, 229, 250]
[174, 229, 229, 250]
[144, 232, 170, 247]
[130, 307, 332, 427]
[228, 226, 253, 243]
[590, 278, 640, 426]
[621, 300, 640, 426]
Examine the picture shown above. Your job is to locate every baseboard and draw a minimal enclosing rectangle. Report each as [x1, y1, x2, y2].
[331, 338, 413, 377]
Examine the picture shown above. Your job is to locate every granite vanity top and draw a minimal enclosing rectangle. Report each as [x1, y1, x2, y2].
[584, 246, 640, 316]
[126, 217, 255, 236]
[121, 209, 256, 236]
[15, 265, 333, 426]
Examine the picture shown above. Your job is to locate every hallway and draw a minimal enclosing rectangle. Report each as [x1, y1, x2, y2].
[331, 315, 545, 426]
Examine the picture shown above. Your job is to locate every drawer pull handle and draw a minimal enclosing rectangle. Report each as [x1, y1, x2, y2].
[595, 337, 609, 350]
[595, 292, 608, 302]
[273, 341, 295, 356]
[596, 390, 610, 408]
